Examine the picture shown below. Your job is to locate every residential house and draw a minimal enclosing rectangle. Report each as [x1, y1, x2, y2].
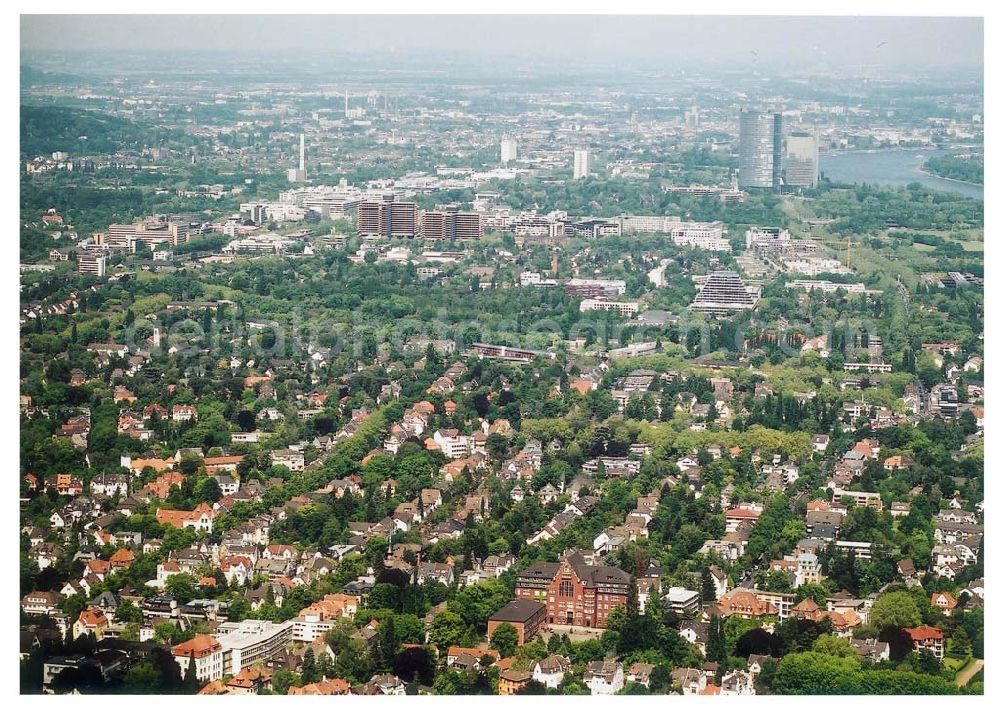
[584, 660, 624, 695]
[627, 663, 655, 688]
[850, 638, 890, 662]
[498, 669, 533, 695]
[172, 404, 198, 422]
[903, 626, 945, 660]
[433, 429, 469, 459]
[532, 654, 571, 688]
[73, 607, 109, 641]
[156, 503, 218, 533]
[930, 592, 957, 616]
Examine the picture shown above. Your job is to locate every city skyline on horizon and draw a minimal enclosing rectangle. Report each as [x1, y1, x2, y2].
[20, 15, 984, 70]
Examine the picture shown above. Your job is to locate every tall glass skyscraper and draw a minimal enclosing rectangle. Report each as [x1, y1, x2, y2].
[738, 109, 783, 190]
[784, 131, 820, 188]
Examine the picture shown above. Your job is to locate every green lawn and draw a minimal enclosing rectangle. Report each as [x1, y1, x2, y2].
[945, 655, 974, 681]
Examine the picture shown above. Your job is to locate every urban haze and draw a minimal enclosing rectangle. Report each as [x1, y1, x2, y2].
[19, 13, 985, 700]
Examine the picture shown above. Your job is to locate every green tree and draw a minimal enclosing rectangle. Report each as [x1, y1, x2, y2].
[706, 614, 727, 676]
[626, 576, 639, 617]
[123, 662, 162, 692]
[646, 582, 663, 622]
[447, 579, 512, 634]
[153, 620, 184, 645]
[378, 617, 400, 670]
[812, 633, 861, 659]
[949, 626, 971, 657]
[333, 638, 374, 684]
[194, 477, 222, 503]
[317, 652, 334, 678]
[490, 623, 520, 658]
[773, 652, 957, 695]
[869, 591, 922, 630]
[301, 647, 318, 683]
[649, 664, 670, 693]
[795, 583, 829, 607]
[429, 610, 470, 650]
[114, 599, 142, 623]
[701, 568, 717, 603]
[183, 655, 198, 688]
[165, 572, 199, 602]
[272, 669, 298, 694]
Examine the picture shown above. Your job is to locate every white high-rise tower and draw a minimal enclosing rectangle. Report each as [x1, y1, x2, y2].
[500, 137, 518, 165]
[287, 133, 307, 183]
[573, 149, 591, 179]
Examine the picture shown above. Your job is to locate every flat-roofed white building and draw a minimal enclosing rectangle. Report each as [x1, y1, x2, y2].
[580, 298, 640, 317]
[214, 619, 293, 676]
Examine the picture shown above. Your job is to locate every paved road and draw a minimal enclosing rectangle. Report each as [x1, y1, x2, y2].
[955, 658, 983, 687]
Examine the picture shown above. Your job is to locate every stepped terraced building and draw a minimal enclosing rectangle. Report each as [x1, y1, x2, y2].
[689, 271, 760, 317]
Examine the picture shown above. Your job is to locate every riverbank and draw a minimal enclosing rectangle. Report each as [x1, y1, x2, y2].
[821, 147, 983, 199]
[919, 166, 984, 188]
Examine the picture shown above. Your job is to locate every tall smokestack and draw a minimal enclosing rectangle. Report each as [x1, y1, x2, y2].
[345, 90, 349, 117]
[299, 133, 305, 172]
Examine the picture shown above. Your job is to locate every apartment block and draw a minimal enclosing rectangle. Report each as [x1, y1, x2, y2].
[357, 196, 418, 238]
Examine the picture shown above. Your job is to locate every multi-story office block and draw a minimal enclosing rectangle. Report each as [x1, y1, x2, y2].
[785, 131, 819, 188]
[421, 210, 483, 240]
[739, 109, 783, 190]
[357, 195, 418, 238]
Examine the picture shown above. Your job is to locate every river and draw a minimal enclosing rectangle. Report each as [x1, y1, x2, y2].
[820, 148, 983, 200]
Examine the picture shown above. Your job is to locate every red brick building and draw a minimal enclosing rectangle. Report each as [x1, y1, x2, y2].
[514, 551, 630, 628]
[487, 599, 547, 645]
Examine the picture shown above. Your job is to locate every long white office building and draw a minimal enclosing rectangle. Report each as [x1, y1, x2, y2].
[618, 216, 730, 250]
[277, 184, 365, 218]
[670, 222, 730, 252]
[214, 619, 293, 676]
[565, 278, 627, 295]
[239, 202, 308, 224]
[788, 279, 874, 295]
[580, 298, 640, 317]
[619, 215, 682, 233]
[783, 257, 851, 276]
[745, 226, 791, 249]
[519, 271, 559, 287]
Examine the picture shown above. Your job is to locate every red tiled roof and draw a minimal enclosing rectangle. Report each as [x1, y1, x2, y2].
[110, 548, 135, 565]
[288, 678, 350, 695]
[931, 592, 957, 609]
[78, 607, 108, 627]
[204, 455, 243, 466]
[87, 559, 111, 574]
[725, 508, 761, 519]
[904, 626, 944, 641]
[171, 634, 221, 658]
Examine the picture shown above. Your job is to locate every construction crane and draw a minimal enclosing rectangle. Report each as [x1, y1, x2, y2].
[818, 235, 855, 270]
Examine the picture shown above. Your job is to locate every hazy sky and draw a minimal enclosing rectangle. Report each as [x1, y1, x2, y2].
[21, 15, 983, 68]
